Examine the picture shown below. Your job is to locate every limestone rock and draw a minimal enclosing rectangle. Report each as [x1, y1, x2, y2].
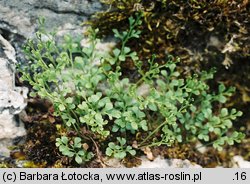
[232, 156, 250, 168]
[0, 34, 27, 156]
[104, 156, 202, 168]
[138, 156, 202, 168]
[0, 0, 104, 38]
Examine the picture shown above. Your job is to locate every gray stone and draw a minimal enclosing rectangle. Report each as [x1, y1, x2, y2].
[0, 0, 104, 38]
[0, 0, 105, 63]
[0, 34, 27, 156]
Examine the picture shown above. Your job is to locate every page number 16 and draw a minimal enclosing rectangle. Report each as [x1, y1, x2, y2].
[234, 172, 247, 180]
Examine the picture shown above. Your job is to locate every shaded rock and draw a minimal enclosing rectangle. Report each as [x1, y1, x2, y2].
[0, 139, 13, 157]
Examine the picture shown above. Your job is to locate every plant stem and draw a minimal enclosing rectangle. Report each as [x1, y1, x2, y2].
[138, 120, 167, 147]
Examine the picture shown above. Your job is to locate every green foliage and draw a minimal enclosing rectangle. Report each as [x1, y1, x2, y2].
[19, 15, 245, 163]
[105, 137, 136, 159]
[55, 136, 93, 164]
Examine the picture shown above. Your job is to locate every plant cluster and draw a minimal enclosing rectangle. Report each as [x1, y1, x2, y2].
[56, 136, 93, 164]
[106, 137, 136, 159]
[19, 15, 245, 164]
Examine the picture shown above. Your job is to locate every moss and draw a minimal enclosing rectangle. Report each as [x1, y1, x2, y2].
[23, 123, 58, 166]
[91, 0, 249, 67]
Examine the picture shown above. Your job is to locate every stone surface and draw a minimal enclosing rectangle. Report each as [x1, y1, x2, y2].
[0, 0, 105, 62]
[0, 34, 27, 156]
[0, 0, 103, 38]
[232, 156, 250, 168]
[138, 156, 202, 168]
[104, 156, 202, 168]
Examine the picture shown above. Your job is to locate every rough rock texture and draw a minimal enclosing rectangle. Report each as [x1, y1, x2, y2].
[104, 157, 202, 168]
[0, 0, 105, 62]
[0, 0, 103, 37]
[232, 156, 250, 168]
[138, 157, 202, 168]
[0, 34, 27, 156]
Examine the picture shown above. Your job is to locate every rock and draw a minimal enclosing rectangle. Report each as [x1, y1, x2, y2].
[195, 141, 207, 154]
[0, 139, 13, 157]
[232, 156, 250, 168]
[104, 156, 202, 168]
[104, 158, 125, 168]
[0, 0, 105, 63]
[137, 84, 150, 97]
[138, 156, 202, 168]
[0, 0, 104, 38]
[0, 34, 27, 156]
